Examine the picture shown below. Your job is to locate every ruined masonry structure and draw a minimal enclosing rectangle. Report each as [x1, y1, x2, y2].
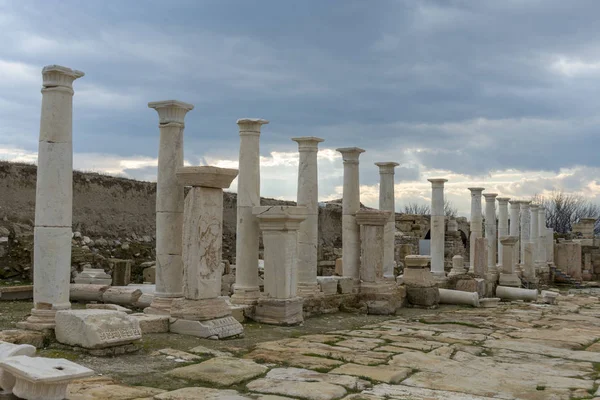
[19, 65, 84, 331]
[496, 197, 510, 268]
[336, 147, 365, 282]
[293, 137, 324, 297]
[169, 166, 243, 338]
[483, 193, 498, 275]
[232, 119, 269, 305]
[428, 178, 448, 279]
[145, 100, 194, 316]
[375, 162, 399, 278]
[468, 187, 485, 271]
[253, 206, 307, 325]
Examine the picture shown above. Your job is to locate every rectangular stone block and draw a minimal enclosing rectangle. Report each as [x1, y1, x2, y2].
[0, 285, 33, 301]
[55, 309, 142, 349]
[169, 316, 243, 339]
[109, 259, 132, 286]
[102, 287, 141, 306]
[254, 297, 303, 326]
[555, 242, 582, 280]
[335, 276, 355, 294]
[130, 313, 169, 334]
[143, 266, 156, 283]
[317, 276, 338, 295]
[455, 278, 485, 298]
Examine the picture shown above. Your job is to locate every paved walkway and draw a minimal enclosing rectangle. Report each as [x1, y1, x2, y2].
[66, 292, 600, 400]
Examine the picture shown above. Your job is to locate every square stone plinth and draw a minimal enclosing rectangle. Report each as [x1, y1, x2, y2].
[254, 297, 304, 326]
[406, 287, 440, 307]
[170, 298, 231, 321]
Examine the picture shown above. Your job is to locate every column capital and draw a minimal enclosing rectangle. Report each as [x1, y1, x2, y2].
[428, 178, 448, 188]
[237, 118, 269, 136]
[519, 201, 531, 209]
[499, 236, 519, 246]
[355, 209, 391, 226]
[509, 199, 521, 206]
[375, 162, 399, 174]
[253, 205, 307, 231]
[468, 187, 485, 194]
[176, 166, 238, 189]
[497, 197, 511, 205]
[291, 136, 324, 151]
[336, 147, 365, 164]
[483, 193, 498, 201]
[42, 65, 84, 93]
[148, 100, 194, 126]
[530, 204, 540, 211]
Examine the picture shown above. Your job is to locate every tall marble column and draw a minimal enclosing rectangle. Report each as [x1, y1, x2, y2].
[145, 100, 194, 316]
[253, 206, 307, 325]
[483, 193, 498, 274]
[375, 162, 399, 278]
[292, 137, 324, 297]
[498, 236, 521, 287]
[496, 197, 510, 269]
[468, 187, 485, 271]
[509, 200, 521, 268]
[529, 204, 539, 273]
[537, 207, 547, 269]
[20, 65, 84, 331]
[231, 118, 269, 305]
[428, 179, 448, 278]
[169, 166, 244, 339]
[519, 201, 531, 266]
[336, 147, 365, 280]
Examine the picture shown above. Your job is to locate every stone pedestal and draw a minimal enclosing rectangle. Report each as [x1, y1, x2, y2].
[448, 255, 467, 277]
[376, 162, 399, 279]
[336, 148, 365, 282]
[19, 65, 84, 331]
[170, 166, 243, 339]
[428, 179, 448, 279]
[356, 210, 400, 314]
[496, 197, 510, 269]
[519, 201, 531, 270]
[292, 137, 324, 298]
[232, 119, 269, 305]
[509, 200, 521, 270]
[404, 256, 439, 307]
[468, 188, 485, 271]
[252, 206, 307, 325]
[145, 100, 193, 316]
[498, 236, 521, 287]
[483, 193, 498, 275]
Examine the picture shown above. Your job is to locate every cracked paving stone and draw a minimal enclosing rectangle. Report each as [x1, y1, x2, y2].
[166, 357, 268, 386]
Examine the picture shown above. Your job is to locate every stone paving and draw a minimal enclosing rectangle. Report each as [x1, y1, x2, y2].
[65, 292, 600, 400]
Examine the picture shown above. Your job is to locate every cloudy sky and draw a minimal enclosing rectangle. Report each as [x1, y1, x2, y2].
[1, 0, 600, 216]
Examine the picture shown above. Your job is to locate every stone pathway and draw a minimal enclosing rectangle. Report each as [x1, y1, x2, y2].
[65, 292, 600, 399]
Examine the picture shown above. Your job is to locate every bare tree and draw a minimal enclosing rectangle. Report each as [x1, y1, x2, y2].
[531, 191, 600, 234]
[402, 200, 458, 218]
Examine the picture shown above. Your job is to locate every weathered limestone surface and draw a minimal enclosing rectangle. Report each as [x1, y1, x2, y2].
[293, 137, 324, 296]
[520, 201, 531, 265]
[337, 147, 365, 281]
[428, 179, 448, 278]
[448, 255, 467, 277]
[498, 236, 521, 287]
[509, 200, 521, 269]
[555, 242, 582, 280]
[496, 197, 510, 267]
[54, 309, 141, 349]
[376, 162, 399, 278]
[0, 342, 36, 394]
[473, 237, 487, 277]
[404, 255, 439, 307]
[70, 284, 109, 303]
[483, 193, 498, 274]
[73, 268, 111, 285]
[468, 188, 484, 270]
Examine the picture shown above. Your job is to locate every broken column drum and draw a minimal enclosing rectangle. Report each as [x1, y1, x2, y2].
[20, 65, 84, 331]
[496, 197, 510, 269]
[336, 147, 366, 281]
[232, 119, 269, 305]
[498, 236, 521, 287]
[428, 179, 448, 279]
[376, 162, 399, 278]
[519, 201, 531, 266]
[483, 193, 498, 274]
[145, 100, 194, 316]
[468, 188, 485, 271]
[253, 205, 307, 325]
[169, 166, 243, 339]
[292, 137, 324, 297]
[403, 255, 439, 307]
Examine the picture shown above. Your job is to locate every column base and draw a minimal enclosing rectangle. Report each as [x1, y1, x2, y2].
[231, 286, 261, 305]
[17, 309, 58, 331]
[448, 268, 467, 277]
[360, 281, 403, 315]
[170, 297, 231, 321]
[253, 297, 303, 326]
[296, 282, 323, 299]
[499, 273, 521, 287]
[144, 296, 183, 316]
[169, 316, 243, 339]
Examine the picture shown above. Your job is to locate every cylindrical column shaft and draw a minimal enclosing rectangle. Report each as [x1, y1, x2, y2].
[146, 100, 194, 315]
[496, 197, 510, 268]
[484, 193, 498, 274]
[509, 200, 521, 267]
[376, 162, 399, 278]
[23, 65, 84, 330]
[519, 201, 531, 264]
[232, 119, 269, 305]
[336, 147, 365, 280]
[428, 179, 448, 278]
[537, 208, 547, 266]
[468, 188, 485, 271]
[293, 137, 324, 296]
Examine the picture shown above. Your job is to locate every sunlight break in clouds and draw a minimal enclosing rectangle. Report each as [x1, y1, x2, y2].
[551, 56, 600, 77]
